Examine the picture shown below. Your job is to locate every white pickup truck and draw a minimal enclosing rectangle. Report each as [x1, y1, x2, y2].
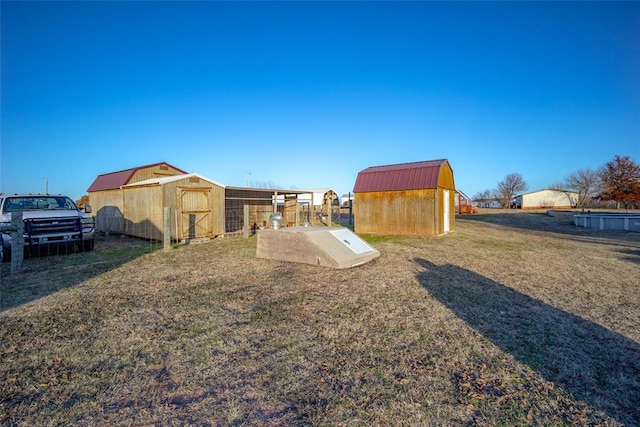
[0, 194, 95, 262]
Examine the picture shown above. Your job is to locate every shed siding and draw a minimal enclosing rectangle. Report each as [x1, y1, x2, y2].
[128, 164, 185, 185]
[354, 189, 439, 236]
[169, 178, 225, 239]
[438, 187, 456, 233]
[437, 163, 455, 189]
[90, 189, 125, 234]
[122, 186, 164, 240]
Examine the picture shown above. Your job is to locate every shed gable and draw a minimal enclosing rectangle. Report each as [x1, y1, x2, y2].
[87, 162, 188, 192]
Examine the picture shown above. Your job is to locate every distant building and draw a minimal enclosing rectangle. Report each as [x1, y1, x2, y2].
[340, 193, 354, 207]
[294, 188, 338, 209]
[512, 189, 578, 209]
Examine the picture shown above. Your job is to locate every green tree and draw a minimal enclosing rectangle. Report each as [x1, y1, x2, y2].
[599, 155, 640, 209]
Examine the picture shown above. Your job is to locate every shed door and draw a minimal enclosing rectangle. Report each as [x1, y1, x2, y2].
[443, 189, 450, 233]
[178, 188, 212, 240]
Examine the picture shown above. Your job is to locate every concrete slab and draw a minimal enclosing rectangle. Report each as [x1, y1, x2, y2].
[256, 226, 380, 269]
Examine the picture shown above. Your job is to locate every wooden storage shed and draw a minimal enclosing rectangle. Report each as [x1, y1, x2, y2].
[88, 162, 188, 234]
[87, 163, 225, 241]
[120, 174, 225, 241]
[353, 159, 456, 236]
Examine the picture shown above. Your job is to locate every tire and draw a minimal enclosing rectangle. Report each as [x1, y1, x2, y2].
[82, 239, 95, 252]
[0, 239, 10, 263]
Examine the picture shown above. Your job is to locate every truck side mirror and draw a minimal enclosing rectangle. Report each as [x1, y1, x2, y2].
[84, 204, 92, 214]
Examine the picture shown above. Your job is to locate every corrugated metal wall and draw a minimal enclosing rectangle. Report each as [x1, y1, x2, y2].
[522, 190, 577, 209]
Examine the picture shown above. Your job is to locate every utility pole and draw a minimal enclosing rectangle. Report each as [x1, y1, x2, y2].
[43, 177, 49, 194]
[246, 172, 251, 187]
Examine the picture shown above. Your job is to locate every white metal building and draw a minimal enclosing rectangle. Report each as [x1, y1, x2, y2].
[513, 189, 578, 209]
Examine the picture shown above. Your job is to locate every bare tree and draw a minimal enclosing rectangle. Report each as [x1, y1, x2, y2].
[564, 167, 600, 209]
[599, 155, 640, 209]
[497, 173, 528, 209]
[473, 189, 497, 208]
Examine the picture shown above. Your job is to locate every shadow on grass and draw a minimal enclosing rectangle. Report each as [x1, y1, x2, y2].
[459, 213, 640, 254]
[0, 235, 161, 312]
[618, 248, 640, 264]
[415, 257, 640, 426]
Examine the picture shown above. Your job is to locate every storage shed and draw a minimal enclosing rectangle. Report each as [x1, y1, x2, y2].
[88, 162, 188, 234]
[121, 174, 225, 241]
[353, 159, 456, 236]
[87, 163, 225, 241]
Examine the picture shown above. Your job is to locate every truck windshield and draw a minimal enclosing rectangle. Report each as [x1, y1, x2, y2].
[2, 196, 78, 212]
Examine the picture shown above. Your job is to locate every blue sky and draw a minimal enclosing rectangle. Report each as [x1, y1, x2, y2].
[2, 1, 639, 201]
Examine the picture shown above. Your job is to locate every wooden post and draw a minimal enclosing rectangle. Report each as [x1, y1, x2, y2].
[326, 196, 332, 227]
[295, 200, 300, 227]
[243, 204, 250, 238]
[163, 207, 171, 251]
[11, 212, 24, 275]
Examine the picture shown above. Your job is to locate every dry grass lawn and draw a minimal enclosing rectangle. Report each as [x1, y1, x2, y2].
[1, 210, 639, 426]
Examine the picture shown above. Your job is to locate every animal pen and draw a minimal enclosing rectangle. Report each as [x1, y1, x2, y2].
[224, 187, 338, 236]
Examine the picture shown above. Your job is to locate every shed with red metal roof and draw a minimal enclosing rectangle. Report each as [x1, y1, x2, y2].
[87, 162, 224, 240]
[352, 159, 455, 236]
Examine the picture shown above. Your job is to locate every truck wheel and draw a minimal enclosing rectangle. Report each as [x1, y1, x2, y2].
[83, 239, 95, 252]
[0, 240, 9, 263]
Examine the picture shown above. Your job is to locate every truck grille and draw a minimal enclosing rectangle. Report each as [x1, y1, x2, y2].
[25, 217, 81, 235]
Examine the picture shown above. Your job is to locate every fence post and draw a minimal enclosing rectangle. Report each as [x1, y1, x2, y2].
[243, 204, 249, 238]
[11, 212, 24, 274]
[163, 207, 171, 251]
[349, 192, 353, 225]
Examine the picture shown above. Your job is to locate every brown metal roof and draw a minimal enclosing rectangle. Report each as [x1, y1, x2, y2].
[353, 159, 449, 193]
[87, 162, 188, 192]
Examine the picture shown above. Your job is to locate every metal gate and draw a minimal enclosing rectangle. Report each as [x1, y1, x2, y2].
[178, 188, 212, 241]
